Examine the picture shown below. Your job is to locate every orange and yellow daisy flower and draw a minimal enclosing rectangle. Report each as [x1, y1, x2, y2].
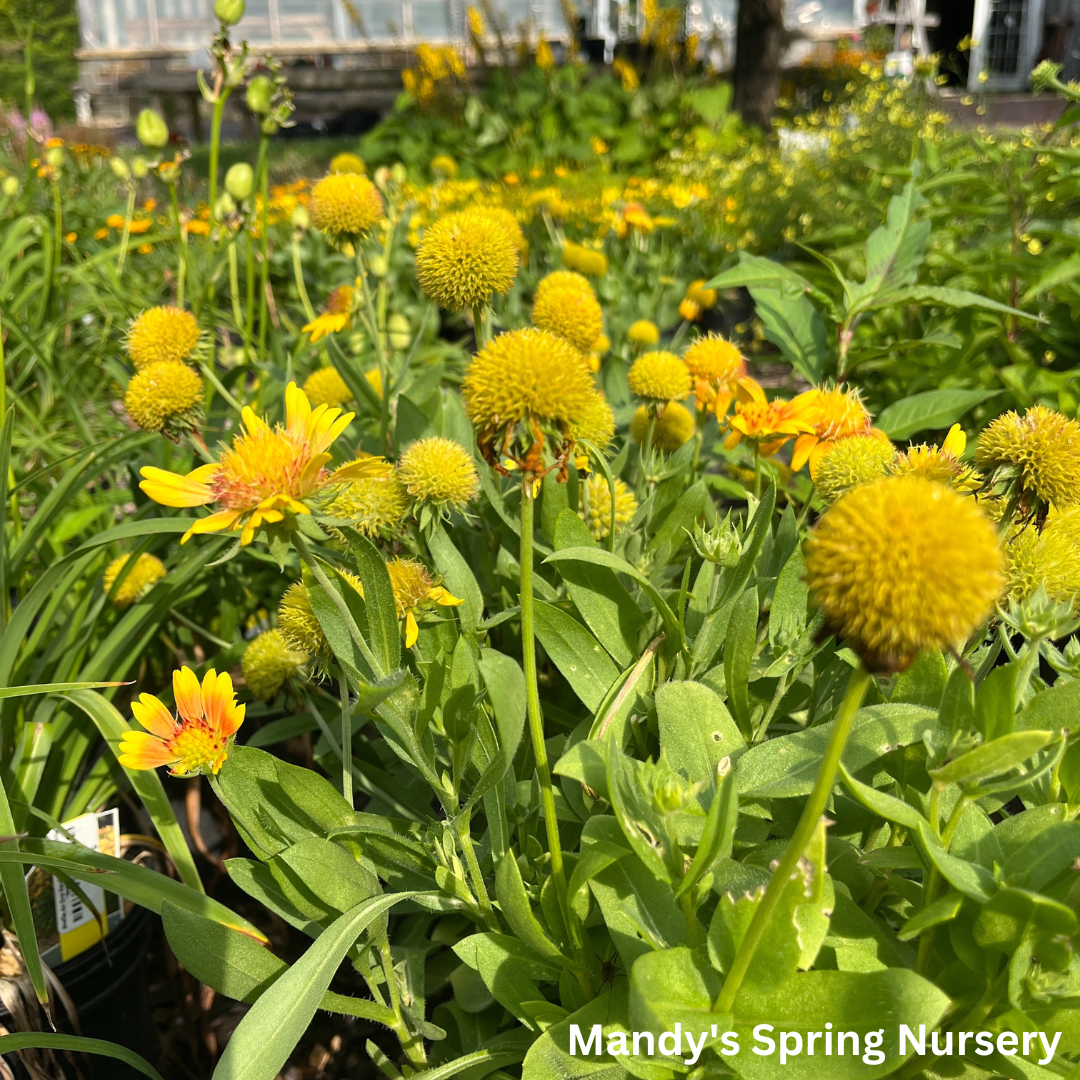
[788, 385, 872, 475]
[139, 382, 384, 546]
[303, 284, 355, 343]
[119, 667, 244, 775]
[723, 377, 813, 457]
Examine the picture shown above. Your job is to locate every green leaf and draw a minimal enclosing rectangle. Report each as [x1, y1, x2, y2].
[470, 650, 527, 808]
[930, 731, 1057, 788]
[644, 478, 708, 573]
[973, 888, 1077, 971]
[533, 600, 620, 712]
[427, 522, 483, 635]
[876, 389, 1001, 440]
[211, 893, 412, 1080]
[912, 823, 995, 903]
[890, 651, 948, 708]
[494, 853, 568, 966]
[897, 284, 1039, 320]
[656, 680, 745, 789]
[975, 660, 1020, 741]
[769, 548, 808, 652]
[897, 892, 964, 941]
[1014, 677, 1080, 732]
[453, 932, 561, 1030]
[629, 946, 723, 1040]
[705, 252, 822, 305]
[838, 764, 930, 832]
[344, 528, 401, 676]
[749, 284, 829, 383]
[63, 689, 203, 892]
[269, 837, 378, 923]
[0, 1033, 164, 1080]
[1001, 821, 1080, 891]
[675, 761, 738, 898]
[938, 666, 976, 738]
[553, 739, 610, 799]
[724, 589, 758, 739]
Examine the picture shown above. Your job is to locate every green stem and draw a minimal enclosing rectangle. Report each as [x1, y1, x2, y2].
[245, 135, 269, 359]
[378, 938, 427, 1067]
[456, 819, 499, 932]
[357, 255, 390, 451]
[713, 664, 872, 1014]
[207, 94, 227, 221]
[340, 674, 353, 807]
[753, 443, 762, 500]
[116, 185, 136, 277]
[519, 481, 569, 928]
[292, 236, 316, 323]
[227, 241, 244, 330]
[257, 143, 271, 354]
[472, 304, 486, 348]
[168, 184, 188, 307]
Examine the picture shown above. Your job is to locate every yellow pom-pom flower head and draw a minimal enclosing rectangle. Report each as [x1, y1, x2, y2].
[119, 667, 245, 775]
[321, 464, 410, 536]
[125, 306, 205, 370]
[975, 405, 1080, 516]
[683, 334, 745, 412]
[242, 629, 306, 700]
[103, 552, 167, 607]
[630, 402, 695, 452]
[430, 154, 458, 179]
[532, 270, 604, 353]
[580, 474, 637, 540]
[309, 173, 384, 246]
[278, 573, 363, 675]
[1005, 507, 1080, 609]
[561, 241, 608, 277]
[463, 327, 610, 476]
[125, 361, 204, 438]
[415, 208, 518, 311]
[628, 351, 692, 403]
[303, 366, 353, 408]
[805, 475, 1004, 671]
[139, 382, 385, 546]
[814, 432, 894, 503]
[329, 152, 366, 174]
[627, 319, 660, 348]
[398, 437, 480, 512]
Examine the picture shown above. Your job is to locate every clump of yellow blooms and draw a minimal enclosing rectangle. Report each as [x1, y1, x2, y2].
[322, 467, 410, 535]
[805, 475, 1004, 670]
[329, 152, 366, 174]
[124, 360, 204, 436]
[976, 405, 1080, 512]
[303, 366, 353, 409]
[531, 270, 604, 353]
[814, 433, 894, 503]
[415, 208, 518, 311]
[630, 402, 695, 452]
[242, 629, 306, 700]
[125, 306, 203, 370]
[309, 173, 384, 246]
[561, 241, 609, 277]
[103, 552, 167, 607]
[580, 474, 638, 540]
[627, 320, 660, 347]
[628, 351, 691, 403]
[398, 437, 479, 511]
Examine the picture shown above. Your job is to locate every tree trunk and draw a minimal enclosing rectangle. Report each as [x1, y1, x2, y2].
[733, 0, 784, 130]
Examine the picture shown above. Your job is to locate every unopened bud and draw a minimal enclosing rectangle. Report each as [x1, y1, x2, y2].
[291, 205, 309, 229]
[388, 313, 410, 350]
[1, 176, 19, 197]
[390, 162, 407, 185]
[246, 75, 273, 115]
[368, 254, 389, 278]
[136, 108, 169, 149]
[225, 162, 254, 201]
[131, 157, 149, 179]
[214, 0, 245, 25]
[110, 157, 131, 181]
[45, 146, 64, 168]
[214, 193, 236, 218]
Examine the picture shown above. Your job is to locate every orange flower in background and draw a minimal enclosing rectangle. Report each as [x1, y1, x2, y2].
[621, 202, 654, 234]
[304, 284, 354, 342]
[139, 382, 385, 546]
[789, 385, 872, 474]
[724, 378, 813, 457]
[106, 214, 126, 229]
[119, 667, 244, 775]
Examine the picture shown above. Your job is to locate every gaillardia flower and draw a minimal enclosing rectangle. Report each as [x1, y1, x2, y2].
[103, 552, 167, 607]
[892, 424, 980, 492]
[140, 382, 384, 545]
[119, 667, 245, 775]
[532, 271, 603, 353]
[628, 351, 691, 403]
[627, 319, 660, 347]
[975, 405, 1080, 513]
[303, 286, 354, 344]
[814, 432, 894, 504]
[463, 328, 610, 474]
[242, 629, 306, 701]
[1005, 508, 1080, 609]
[630, 402, 695, 452]
[386, 557, 463, 646]
[789, 385, 872, 474]
[321, 465, 409, 535]
[125, 306, 204, 370]
[723, 378, 813, 456]
[309, 173, 384, 246]
[581, 474, 638, 540]
[561, 241, 608, 278]
[303, 365, 353, 408]
[415, 208, 518, 311]
[398, 437, 479, 511]
[805, 475, 1004, 670]
[683, 334, 744, 412]
[125, 361, 204, 437]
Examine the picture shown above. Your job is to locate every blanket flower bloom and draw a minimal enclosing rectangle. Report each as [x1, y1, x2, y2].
[789, 385, 872, 474]
[303, 286, 354, 344]
[119, 667, 245, 775]
[139, 382, 384, 545]
[532, 270, 603, 353]
[723, 378, 813, 456]
[125, 306, 203, 370]
[683, 334, 744, 412]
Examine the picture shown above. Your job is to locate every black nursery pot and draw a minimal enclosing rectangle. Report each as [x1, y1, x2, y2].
[1, 905, 156, 1080]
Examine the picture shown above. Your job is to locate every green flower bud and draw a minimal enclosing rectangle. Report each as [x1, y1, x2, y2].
[1, 176, 19, 197]
[225, 162, 254, 201]
[214, 192, 236, 218]
[388, 313, 410, 350]
[246, 75, 273, 115]
[368, 254, 389, 278]
[131, 157, 149, 179]
[213, 0, 245, 24]
[390, 162, 407, 185]
[291, 205, 309, 229]
[110, 157, 131, 181]
[45, 146, 64, 168]
[136, 108, 169, 149]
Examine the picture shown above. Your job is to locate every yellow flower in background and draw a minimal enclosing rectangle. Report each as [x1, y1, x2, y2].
[304, 285, 355, 343]
[415, 207, 518, 311]
[561, 241, 608, 278]
[621, 201, 654, 234]
[814, 431, 895, 503]
[630, 401, 695, 452]
[536, 38, 555, 71]
[1005, 507, 1080, 608]
[683, 334, 745, 412]
[119, 667, 245, 776]
[580, 474, 638, 540]
[242, 629, 306, 701]
[140, 382, 383, 546]
[679, 298, 701, 322]
[309, 173, 384, 246]
[386, 557, 463, 647]
[976, 404, 1080, 511]
[567, 392, 616, 453]
[431, 154, 459, 179]
[124, 361, 204, 436]
[686, 282, 717, 310]
[322, 464, 410, 534]
[892, 424, 980, 492]
[278, 576, 361, 671]
[628, 351, 692, 403]
[805, 475, 1004, 671]
[125, 306, 203, 370]
[789, 384, 872, 473]
[724, 378, 814, 457]
[103, 552, 167, 607]
[329, 152, 366, 174]
[398, 437, 479, 510]
[627, 319, 660, 347]
[303, 365, 353, 408]
[613, 57, 639, 91]
[532, 270, 604, 353]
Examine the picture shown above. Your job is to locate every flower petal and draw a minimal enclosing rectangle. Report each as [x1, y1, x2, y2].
[405, 610, 419, 648]
[791, 433, 819, 473]
[131, 694, 177, 738]
[118, 730, 178, 770]
[140, 466, 217, 508]
[942, 423, 966, 457]
[173, 666, 204, 723]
